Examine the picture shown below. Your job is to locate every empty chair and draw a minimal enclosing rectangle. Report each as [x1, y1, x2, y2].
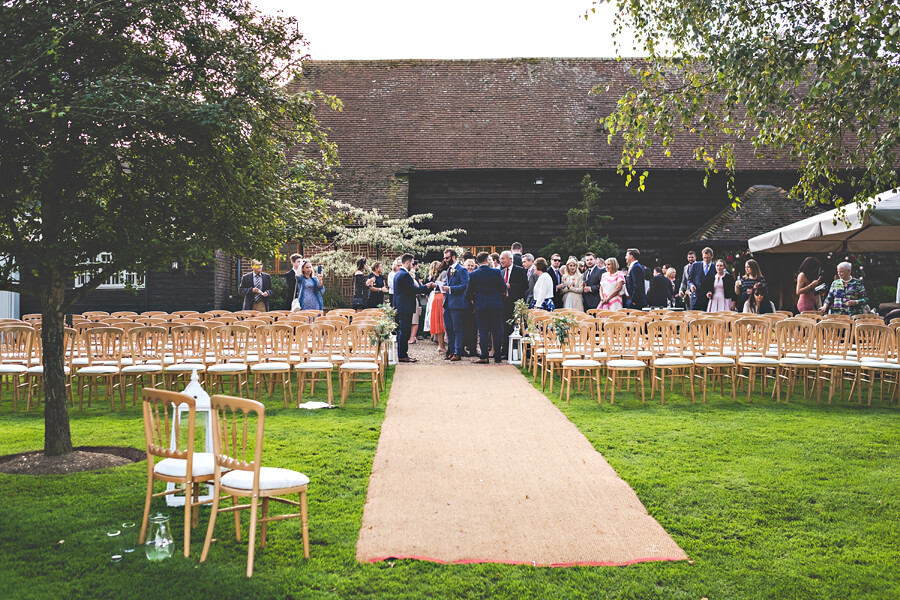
[294, 324, 334, 406]
[601, 321, 647, 404]
[855, 324, 900, 405]
[339, 324, 380, 408]
[121, 327, 167, 406]
[774, 319, 818, 403]
[200, 395, 310, 577]
[165, 326, 212, 390]
[207, 325, 251, 397]
[0, 325, 35, 411]
[814, 320, 860, 403]
[250, 324, 293, 405]
[140, 389, 217, 558]
[690, 318, 737, 403]
[26, 327, 77, 411]
[558, 323, 603, 405]
[76, 327, 125, 410]
[647, 320, 694, 404]
[733, 318, 780, 403]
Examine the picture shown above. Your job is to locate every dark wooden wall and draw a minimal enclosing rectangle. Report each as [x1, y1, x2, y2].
[408, 169, 799, 268]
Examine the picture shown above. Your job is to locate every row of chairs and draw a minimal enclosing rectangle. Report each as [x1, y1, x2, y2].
[0, 309, 388, 412]
[523, 309, 900, 406]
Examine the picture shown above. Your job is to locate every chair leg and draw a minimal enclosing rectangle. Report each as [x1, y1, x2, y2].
[200, 484, 220, 564]
[246, 496, 259, 578]
[139, 464, 154, 546]
[301, 489, 310, 559]
[326, 372, 333, 407]
[260, 498, 269, 547]
[184, 479, 193, 558]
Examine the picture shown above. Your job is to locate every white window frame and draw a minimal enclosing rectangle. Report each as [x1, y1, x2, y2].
[74, 252, 146, 289]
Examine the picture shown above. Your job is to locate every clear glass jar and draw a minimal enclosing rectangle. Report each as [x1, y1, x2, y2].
[144, 512, 174, 561]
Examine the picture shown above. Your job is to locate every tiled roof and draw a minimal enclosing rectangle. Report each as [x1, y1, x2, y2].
[289, 58, 797, 173]
[682, 185, 827, 245]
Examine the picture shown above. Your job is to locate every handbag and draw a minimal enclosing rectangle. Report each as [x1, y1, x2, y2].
[291, 298, 301, 312]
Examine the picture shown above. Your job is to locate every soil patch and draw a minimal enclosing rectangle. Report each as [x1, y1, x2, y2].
[0, 446, 145, 475]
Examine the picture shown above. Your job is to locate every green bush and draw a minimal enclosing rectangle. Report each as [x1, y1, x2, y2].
[269, 273, 288, 310]
[869, 284, 898, 309]
[322, 288, 349, 309]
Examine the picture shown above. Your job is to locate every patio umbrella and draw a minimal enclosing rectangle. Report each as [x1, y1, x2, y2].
[748, 189, 900, 253]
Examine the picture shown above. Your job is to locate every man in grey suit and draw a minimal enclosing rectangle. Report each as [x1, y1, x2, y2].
[677, 250, 696, 304]
[581, 252, 606, 311]
[523, 253, 538, 305]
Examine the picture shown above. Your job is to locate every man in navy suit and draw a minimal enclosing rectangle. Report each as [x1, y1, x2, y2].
[392, 253, 434, 362]
[499, 250, 528, 359]
[466, 252, 506, 363]
[624, 248, 646, 310]
[439, 247, 469, 362]
[548, 253, 565, 309]
[688, 247, 716, 310]
[510, 241, 524, 267]
[581, 252, 606, 311]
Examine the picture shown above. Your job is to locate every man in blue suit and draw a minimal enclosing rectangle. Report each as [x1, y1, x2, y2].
[466, 252, 506, 363]
[624, 248, 646, 310]
[392, 253, 434, 362]
[688, 247, 716, 310]
[439, 248, 469, 362]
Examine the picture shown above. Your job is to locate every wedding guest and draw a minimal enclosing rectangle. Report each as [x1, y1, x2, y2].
[624, 248, 646, 309]
[598, 257, 625, 310]
[796, 256, 824, 313]
[821, 261, 868, 316]
[743, 283, 777, 314]
[282, 253, 303, 307]
[296, 260, 324, 311]
[511, 241, 524, 267]
[392, 254, 433, 362]
[561, 257, 585, 311]
[352, 256, 369, 311]
[462, 258, 478, 356]
[490, 252, 500, 269]
[365, 261, 388, 308]
[666, 267, 678, 292]
[701, 259, 737, 311]
[426, 260, 447, 355]
[734, 259, 765, 308]
[646, 266, 675, 308]
[688, 247, 716, 310]
[530, 257, 556, 311]
[386, 258, 402, 300]
[523, 253, 537, 305]
[677, 250, 696, 303]
[240, 259, 272, 311]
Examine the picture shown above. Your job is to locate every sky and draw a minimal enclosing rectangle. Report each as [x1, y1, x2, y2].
[252, 0, 638, 61]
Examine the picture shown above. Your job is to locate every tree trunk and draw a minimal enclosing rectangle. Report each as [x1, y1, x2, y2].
[42, 267, 72, 456]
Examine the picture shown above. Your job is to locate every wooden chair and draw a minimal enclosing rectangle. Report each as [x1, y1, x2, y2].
[647, 320, 694, 404]
[294, 324, 334, 406]
[121, 327, 167, 406]
[21, 313, 42, 323]
[200, 395, 310, 577]
[601, 321, 647, 404]
[339, 324, 380, 408]
[140, 311, 168, 318]
[814, 320, 859, 403]
[250, 324, 293, 405]
[207, 325, 251, 397]
[26, 327, 77, 411]
[0, 325, 34, 411]
[773, 319, 818, 403]
[165, 326, 212, 391]
[559, 323, 603, 404]
[140, 389, 216, 558]
[76, 327, 125, 410]
[111, 311, 138, 318]
[733, 318, 779, 403]
[172, 310, 202, 318]
[689, 318, 736, 403]
[855, 324, 900, 405]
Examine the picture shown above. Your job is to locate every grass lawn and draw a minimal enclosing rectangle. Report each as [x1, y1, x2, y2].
[0, 367, 898, 599]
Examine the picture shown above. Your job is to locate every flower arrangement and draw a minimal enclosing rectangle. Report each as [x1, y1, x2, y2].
[369, 302, 397, 348]
[550, 313, 578, 345]
[507, 298, 530, 333]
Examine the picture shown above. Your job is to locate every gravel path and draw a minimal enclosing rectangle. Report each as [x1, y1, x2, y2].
[404, 334, 510, 366]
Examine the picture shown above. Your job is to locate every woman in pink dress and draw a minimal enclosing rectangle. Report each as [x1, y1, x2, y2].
[796, 256, 823, 313]
[598, 257, 625, 310]
[703, 259, 737, 311]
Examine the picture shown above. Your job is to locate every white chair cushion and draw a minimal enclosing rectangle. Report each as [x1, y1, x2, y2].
[207, 363, 249, 373]
[862, 361, 900, 371]
[0, 364, 27, 374]
[26, 365, 71, 374]
[220, 466, 309, 491]
[154, 452, 217, 478]
[779, 358, 820, 367]
[820, 359, 862, 368]
[545, 352, 564, 360]
[695, 356, 735, 366]
[122, 364, 164, 374]
[340, 362, 379, 371]
[654, 357, 693, 367]
[71, 357, 89, 366]
[77, 365, 119, 375]
[562, 359, 601, 368]
[348, 356, 378, 362]
[738, 356, 779, 366]
[165, 363, 206, 373]
[251, 362, 292, 372]
[296, 362, 334, 370]
[607, 359, 646, 369]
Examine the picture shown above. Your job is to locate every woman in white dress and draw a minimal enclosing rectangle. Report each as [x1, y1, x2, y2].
[561, 257, 584, 311]
[530, 257, 555, 311]
[703, 259, 737, 312]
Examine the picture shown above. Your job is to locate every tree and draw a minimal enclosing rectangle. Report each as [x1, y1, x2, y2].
[309, 202, 466, 275]
[590, 0, 900, 212]
[539, 174, 618, 260]
[0, 0, 340, 455]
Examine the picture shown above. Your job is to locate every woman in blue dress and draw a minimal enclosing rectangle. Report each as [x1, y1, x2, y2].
[296, 260, 324, 311]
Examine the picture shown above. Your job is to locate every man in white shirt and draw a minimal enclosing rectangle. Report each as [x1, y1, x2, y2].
[581, 252, 606, 310]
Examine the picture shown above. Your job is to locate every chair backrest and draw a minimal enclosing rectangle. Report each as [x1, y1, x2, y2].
[84, 327, 124, 366]
[210, 325, 251, 363]
[128, 326, 168, 364]
[328, 309, 355, 320]
[82, 311, 110, 320]
[209, 316, 240, 326]
[143, 389, 198, 466]
[733, 317, 773, 357]
[172, 310, 201, 318]
[774, 318, 815, 358]
[21, 314, 42, 323]
[559, 323, 596, 359]
[601, 321, 642, 360]
[342, 323, 379, 361]
[814, 320, 852, 359]
[171, 325, 210, 363]
[854, 323, 891, 362]
[305, 323, 336, 360]
[110, 311, 138, 318]
[852, 313, 883, 322]
[209, 394, 266, 485]
[140, 311, 168, 318]
[689, 318, 729, 357]
[255, 324, 293, 362]
[647, 320, 687, 358]
[0, 325, 34, 364]
[203, 310, 231, 318]
[134, 317, 167, 327]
